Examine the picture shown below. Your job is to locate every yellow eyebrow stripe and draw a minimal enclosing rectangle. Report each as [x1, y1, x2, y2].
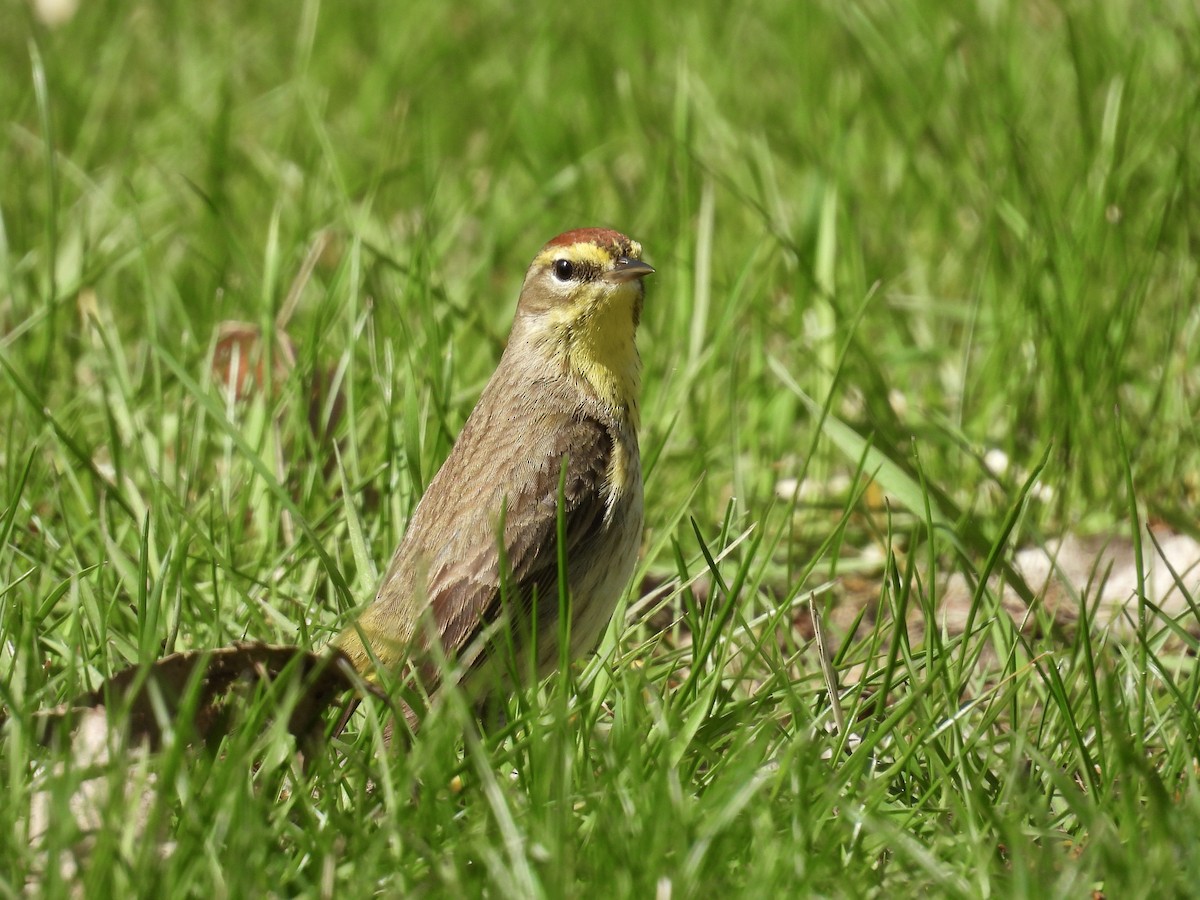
[534, 243, 616, 268]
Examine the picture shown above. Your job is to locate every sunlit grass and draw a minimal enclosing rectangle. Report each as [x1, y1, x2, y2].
[3, 0, 1200, 895]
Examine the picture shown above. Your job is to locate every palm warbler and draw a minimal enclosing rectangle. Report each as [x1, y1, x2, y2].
[334, 228, 653, 723]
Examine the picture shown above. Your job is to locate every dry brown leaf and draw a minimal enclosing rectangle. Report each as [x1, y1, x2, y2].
[24, 707, 162, 891]
[936, 529, 1200, 639]
[210, 321, 298, 400]
[819, 525, 1200, 685]
[15, 644, 369, 891]
[15, 643, 363, 752]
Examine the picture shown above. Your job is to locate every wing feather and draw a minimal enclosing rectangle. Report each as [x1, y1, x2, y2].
[429, 415, 612, 652]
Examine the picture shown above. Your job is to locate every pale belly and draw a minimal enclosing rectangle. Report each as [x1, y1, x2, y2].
[566, 472, 644, 660]
[531, 463, 644, 677]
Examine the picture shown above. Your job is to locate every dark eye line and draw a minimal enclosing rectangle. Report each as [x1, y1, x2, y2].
[551, 258, 600, 283]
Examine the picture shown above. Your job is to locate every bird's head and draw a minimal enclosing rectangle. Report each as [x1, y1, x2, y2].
[511, 228, 654, 417]
[516, 228, 654, 324]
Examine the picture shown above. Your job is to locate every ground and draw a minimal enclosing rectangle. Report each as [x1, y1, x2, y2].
[2, 0, 1199, 896]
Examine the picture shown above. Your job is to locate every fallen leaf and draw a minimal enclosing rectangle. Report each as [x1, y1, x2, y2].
[14, 643, 364, 753]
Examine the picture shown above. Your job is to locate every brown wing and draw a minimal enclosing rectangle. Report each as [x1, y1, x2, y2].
[420, 413, 614, 669]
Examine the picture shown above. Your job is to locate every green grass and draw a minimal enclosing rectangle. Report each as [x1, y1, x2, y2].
[4, 0, 1200, 895]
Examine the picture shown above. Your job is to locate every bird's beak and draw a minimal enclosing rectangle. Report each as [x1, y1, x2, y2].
[604, 257, 655, 283]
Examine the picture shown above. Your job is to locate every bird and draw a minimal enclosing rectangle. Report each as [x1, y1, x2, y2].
[333, 228, 653, 730]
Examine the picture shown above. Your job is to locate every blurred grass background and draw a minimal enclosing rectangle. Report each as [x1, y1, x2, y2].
[3, 0, 1200, 895]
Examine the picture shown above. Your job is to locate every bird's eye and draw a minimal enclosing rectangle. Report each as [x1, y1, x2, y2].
[552, 259, 575, 281]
